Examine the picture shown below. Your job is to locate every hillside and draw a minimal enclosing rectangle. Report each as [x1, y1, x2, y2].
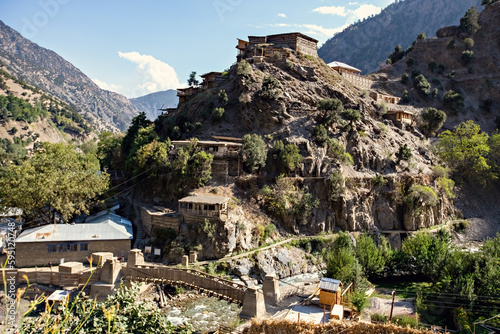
[0, 20, 140, 131]
[371, 1, 500, 133]
[318, 0, 482, 74]
[0, 66, 97, 161]
[130, 89, 178, 120]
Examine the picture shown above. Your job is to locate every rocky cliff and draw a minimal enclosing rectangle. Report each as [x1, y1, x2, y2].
[130, 89, 178, 120]
[318, 0, 482, 74]
[0, 20, 140, 131]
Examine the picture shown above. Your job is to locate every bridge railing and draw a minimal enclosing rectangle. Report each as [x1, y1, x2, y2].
[128, 265, 247, 303]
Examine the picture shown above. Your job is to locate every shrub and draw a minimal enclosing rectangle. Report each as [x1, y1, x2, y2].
[326, 138, 352, 164]
[432, 165, 449, 178]
[372, 175, 388, 188]
[431, 88, 439, 98]
[428, 61, 437, 72]
[421, 107, 446, 135]
[217, 89, 228, 105]
[326, 170, 345, 199]
[273, 51, 282, 60]
[406, 57, 414, 67]
[453, 219, 471, 232]
[317, 98, 344, 127]
[387, 44, 405, 64]
[396, 144, 412, 162]
[212, 107, 225, 120]
[462, 37, 474, 48]
[413, 74, 431, 96]
[404, 184, 438, 210]
[402, 90, 410, 103]
[460, 6, 480, 35]
[436, 177, 455, 198]
[401, 73, 409, 84]
[393, 314, 419, 328]
[236, 60, 252, 76]
[461, 50, 474, 64]
[312, 124, 328, 145]
[342, 108, 362, 125]
[417, 32, 426, 40]
[260, 75, 281, 101]
[447, 39, 456, 49]
[443, 90, 464, 111]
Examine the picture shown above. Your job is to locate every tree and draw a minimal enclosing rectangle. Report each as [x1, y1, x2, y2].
[413, 74, 431, 96]
[280, 143, 303, 174]
[342, 108, 362, 127]
[0, 143, 109, 225]
[317, 98, 344, 127]
[396, 144, 412, 162]
[187, 71, 199, 87]
[355, 234, 389, 279]
[133, 139, 171, 177]
[460, 6, 480, 35]
[241, 134, 267, 173]
[97, 131, 124, 170]
[443, 90, 464, 112]
[436, 120, 494, 184]
[312, 124, 328, 146]
[172, 139, 213, 190]
[417, 32, 426, 40]
[421, 107, 447, 136]
[217, 89, 228, 106]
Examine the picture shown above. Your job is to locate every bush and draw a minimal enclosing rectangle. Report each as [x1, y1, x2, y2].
[462, 37, 474, 48]
[326, 138, 352, 164]
[393, 314, 419, 328]
[326, 170, 345, 199]
[342, 108, 362, 125]
[260, 75, 281, 101]
[372, 175, 388, 188]
[453, 219, 471, 232]
[218, 89, 228, 105]
[402, 90, 410, 103]
[461, 50, 474, 64]
[396, 144, 412, 162]
[401, 73, 409, 84]
[312, 124, 328, 145]
[447, 39, 456, 49]
[432, 165, 449, 178]
[406, 58, 414, 67]
[404, 184, 438, 209]
[241, 133, 267, 173]
[417, 32, 426, 40]
[428, 61, 437, 72]
[431, 88, 439, 98]
[413, 74, 431, 96]
[236, 60, 252, 76]
[460, 6, 480, 35]
[212, 107, 225, 120]
[317, 98, 344, 127]
[387, 44, 405, 64]
[436, 177, 455, 198]
[443, 90, 464, 112]
[421, 107, 446, 135]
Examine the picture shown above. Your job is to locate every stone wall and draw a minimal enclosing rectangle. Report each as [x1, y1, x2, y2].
[141, 206, 179, 236]
[15, 240, 131, 267]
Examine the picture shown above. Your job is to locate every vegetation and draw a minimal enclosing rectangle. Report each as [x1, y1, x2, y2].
[236, 60, 252, 76]
[461, 50, 474, 64]
[187, 71, 199, 86]
[403, 184, 438, 214]
[396, 144, 412, 162]
[317, 98, 345, 128]
[312, 124, 328, 146]
[401, 73, 409, 84]
[326, 138, 353, 165]
[436, 120, 497, 185]
[387, 44, 405, 65]
[443, 90, 464, 112]
[272, 140, 303, 175]
[260, 75, 281, 101]
[462, 37, 474, 48]
[21, 283, 192, 333]
[241, 133, 267, 173]
[460, 6, 480, 35]
[212, 107, 225, 120]
[326, 170, 345, 199]
[0, 142, 109, 225]
[421, 107, 446, 136]
[413, 74, 431, 96]
[342, 108, 362, 127]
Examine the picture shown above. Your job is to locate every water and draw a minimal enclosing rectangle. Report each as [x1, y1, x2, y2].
[163, 295, 241, 332]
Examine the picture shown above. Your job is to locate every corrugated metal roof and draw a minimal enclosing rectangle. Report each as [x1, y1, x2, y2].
[0, 206, 23, 217]
[16, 213, 132, 243]
[327, 61, 362, 73]
[179, 195, 230, 204]
[319, 277, 342, 292]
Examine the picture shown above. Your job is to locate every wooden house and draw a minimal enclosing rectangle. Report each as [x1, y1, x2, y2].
[178, 196, 230, 221]
[370, 92, 401, 104]
[201, 72, 223, 89]
[319, 277, 343, 307]
[384, 109, 414, 125]
[176, 86, 199, 104]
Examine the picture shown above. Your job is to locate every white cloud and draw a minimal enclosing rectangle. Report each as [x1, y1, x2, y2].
[352, 4, 382, 19]
[302, 24, 347, 37]
[92, 78, 124, 92]
[312, 6, 348, 16]
[349, 2, 358, 5]
[118, 51, 182, 97]
[277, 13, 286, 18]
[312, 3, 381, 20]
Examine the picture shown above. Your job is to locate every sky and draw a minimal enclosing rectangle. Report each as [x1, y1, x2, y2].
[0, 0, 395, 98]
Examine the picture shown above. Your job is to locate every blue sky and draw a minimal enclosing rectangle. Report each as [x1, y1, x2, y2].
[0, 0, 395, 98]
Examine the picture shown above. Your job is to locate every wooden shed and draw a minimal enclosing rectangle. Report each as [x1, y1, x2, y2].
[319, 277, 343, 307]
[384, 109, 414, 125]
[178, 195, 230, 221]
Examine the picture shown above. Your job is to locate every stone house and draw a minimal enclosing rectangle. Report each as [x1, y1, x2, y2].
[370, 92, 401, 104]
[328, 61, 372, 89]
[15, 213, 133, 267]
[178, 196, 230, 222]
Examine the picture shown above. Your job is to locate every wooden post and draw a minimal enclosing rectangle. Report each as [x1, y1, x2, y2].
[389, 290, 396, 322]
[323, 304, 326, 325]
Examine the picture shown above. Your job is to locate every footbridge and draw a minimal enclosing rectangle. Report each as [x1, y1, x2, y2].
[124, 250, 267, 318]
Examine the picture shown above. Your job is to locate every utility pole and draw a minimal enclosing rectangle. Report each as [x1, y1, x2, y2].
[389, 290, 396, 322]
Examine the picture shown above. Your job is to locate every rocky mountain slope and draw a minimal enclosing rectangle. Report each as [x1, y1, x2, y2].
[318, 0, 482, 74]
[130, 89, 178, 120]
[154, 49, 458, 259]
[0, 20, 140, 132]
[371, 1, 500, 133]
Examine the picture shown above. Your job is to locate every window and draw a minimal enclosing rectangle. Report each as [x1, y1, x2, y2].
[80, 243, 89, 251]
[59, 244, 68, 252]
[208, 205, 215, 211]
[69, 244, 78, 252]
[47, 244, 57, 253]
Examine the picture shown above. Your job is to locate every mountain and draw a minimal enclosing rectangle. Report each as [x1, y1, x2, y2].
[130, 90, 178, 120]
[318, 0, 482, 74]
[370, 1, 500, 133]
[0, 20, 139, 131]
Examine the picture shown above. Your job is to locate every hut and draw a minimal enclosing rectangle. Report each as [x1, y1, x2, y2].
[327, 61, 362, 75]
[200, 72, 223, 89]
[178, 195, 230, 221]
[384, 109, 414, 125]
[319, 277, 343, 307]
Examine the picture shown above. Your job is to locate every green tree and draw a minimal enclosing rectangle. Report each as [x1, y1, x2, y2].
[342, 108, 362, 127]
[401, 73, 409, 84]
[443, 90, 464, 112]
[121, 112, 150, 156]
[396, 144, 412, 162]
[436, 120, 494, 184]
[212, 107, 225, 120]
[417, 32, 426, 40]
[317, 98, 344, 127]
[421, 107, 447, 136]
[218, 89, 228, 106]
[460, 6, 480, 35]
[355, 234, 388, 279]
[260, 75, 281, 101]
[187, 71, 199, 87]
[133, 139, 171, 177]
[312, 124, 328, 146]
[97, 131, 124, 170]
[241, 134, 267, 173]
[279, 143, 303, 175]
[172, 139, 213, 191]
[0, 143, 109, 225]
[413, 74, 431, 96]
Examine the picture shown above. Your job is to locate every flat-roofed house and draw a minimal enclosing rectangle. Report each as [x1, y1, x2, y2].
[384, 109, 414, 126]
[327, 61, 362, 75]
[15, 213, 133, 267]
[201, 72, 223, 89]
[178, 196, 230, 222]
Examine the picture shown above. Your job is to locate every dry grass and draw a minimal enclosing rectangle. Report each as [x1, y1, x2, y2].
[243, 318, 434, 334]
